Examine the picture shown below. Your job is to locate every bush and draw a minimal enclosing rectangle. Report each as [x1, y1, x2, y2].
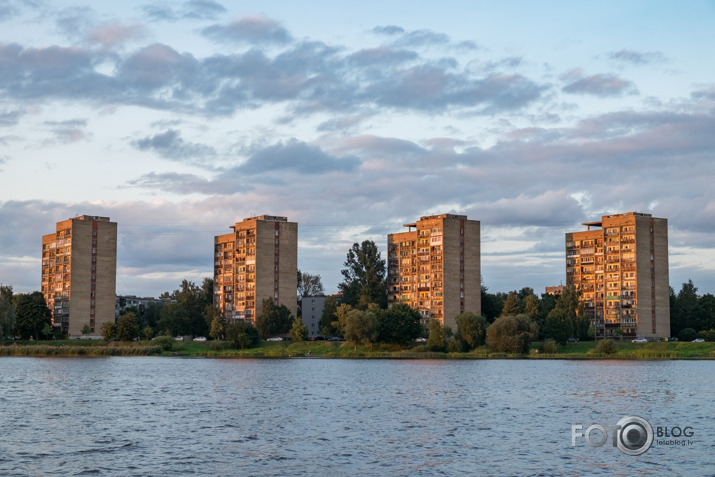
[153, 335, 175, 352]
[447, 339, 467, 353]
[486, 314, 537, 354]
[597, 339, 617, 355]
[542, 340, 558, 354]
[226, 321, 260, 349]
[679, 328, 697, 342]
[209, 340, 230, 351]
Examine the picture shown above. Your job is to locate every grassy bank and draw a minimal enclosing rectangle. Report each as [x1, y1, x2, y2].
[2, 339, 715, 359]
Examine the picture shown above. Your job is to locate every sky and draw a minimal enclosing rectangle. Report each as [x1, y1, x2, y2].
[1, 0, 714, 298]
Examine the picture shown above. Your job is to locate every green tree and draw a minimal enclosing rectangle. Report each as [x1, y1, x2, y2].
[330, 303, 353, 337]
[376, 303, 422, 346]
[142, 325, 154, 341]
[254, 298, 292, 339]
[672, 280, 698, 336]
[225, 321, 260, 349]
[523, 294, 540, 319]
[544, 308, 572, 345]
[426, 319, 445, 352]
[339, 240, 388, 309]
[481, 285, 504, 323]
[117, 312, 140, 341]
[695, 293, 715, 333]
[209, 315, 226, 340]
[290, 317, 309, 342]
[501, 291, 521, 316]
[486, 314, 537, 354]
[13, 292, 52, 340]
[102, 321, 117, 341]
[81, 323, 91, 336]
[0, 291, 16, 344]
[318, 295, 340, 337]
[344, 309, 378, 351]
[144, 301, 164, 328]
[455, 312, 488, 349]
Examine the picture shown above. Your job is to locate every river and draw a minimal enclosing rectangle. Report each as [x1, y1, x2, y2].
[0, 358, 712, 476]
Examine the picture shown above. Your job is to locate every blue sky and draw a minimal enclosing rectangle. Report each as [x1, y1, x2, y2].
[1, 0, 714, 297]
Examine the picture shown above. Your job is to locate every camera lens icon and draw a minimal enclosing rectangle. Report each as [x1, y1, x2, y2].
[615, 416, 653, 456]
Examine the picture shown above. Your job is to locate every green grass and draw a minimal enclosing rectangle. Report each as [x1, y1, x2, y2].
[1, 339, 714, 359]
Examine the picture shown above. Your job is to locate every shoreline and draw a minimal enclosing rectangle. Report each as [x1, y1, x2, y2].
[1, 340, 713, 360]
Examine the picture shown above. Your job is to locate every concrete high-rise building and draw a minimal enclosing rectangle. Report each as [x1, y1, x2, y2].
[566, 212, 669, 340]
[387, 214, 480, 331]
[214, 215, 298, 323]
[41, 215, 117, 337]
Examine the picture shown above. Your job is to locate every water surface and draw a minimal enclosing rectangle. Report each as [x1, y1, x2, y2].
[0, 358, 712, 476]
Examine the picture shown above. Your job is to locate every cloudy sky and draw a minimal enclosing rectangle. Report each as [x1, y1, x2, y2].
[1, 0, 714, 297]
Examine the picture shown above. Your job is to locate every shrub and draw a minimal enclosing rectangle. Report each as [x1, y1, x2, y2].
[209, 340, 230, 351]
[226, 321, 260, 349]
[542, 340, 558, 354]
[679, 328, 697, 342]
[153, 335, 175, 352]
[597, 339, 617, 355]
[447, 339, 467, 353]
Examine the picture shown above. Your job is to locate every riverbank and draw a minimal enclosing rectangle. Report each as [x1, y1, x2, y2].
[1, 339, 714, 359]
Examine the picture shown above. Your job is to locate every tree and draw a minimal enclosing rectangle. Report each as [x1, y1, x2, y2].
[226, 321, 260, 349]
[339, 240, 388, 309]
[544, 308, 572, 345]
[523, 294, 540, 319]
[695, 293, 715, 333]
[344, 309, 378, 351]
[455, 312, 488, 349]
[254, 298, 292, 339]
[486, 314, 537, 354]
[102, 321, 117, 341]
[319, 295, 340, 336]
[13, 292, 52, 340]
[0, 291, 16, 344]
[481, 285, 504, 323]
[330, 303, 353, 337]
[426, 319, 445, 352]
[376, 303, 422, 346]
[157, 279, 213, 337]
[501, 291, 521, 316]
[142, 325, 154, 341]
[297, 270, 325, 297]
[81, 324, 91, 336]
[117, 312, 140, 341]
[672, 280, 698, 336]
[209, 315, 226, 340]
[290, 317, 309, 342]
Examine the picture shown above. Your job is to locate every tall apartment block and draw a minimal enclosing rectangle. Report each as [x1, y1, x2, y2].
[41, 216, 117, 337]
[387, 214, 480, 331]
[566, 212, 669, 340]
[214, 215, 298, 323]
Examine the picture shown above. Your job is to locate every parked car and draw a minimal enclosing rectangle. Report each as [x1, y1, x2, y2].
[193, 336, 207, 342]
[267, 337, 283, 341]
[692, 338, 705, 343]
[567, 337, 579, 343]
[328, 336, 345, 341]
[632, 337, 648, 343]
[174, 336, 184, 341]
[414, 337, 427, 342]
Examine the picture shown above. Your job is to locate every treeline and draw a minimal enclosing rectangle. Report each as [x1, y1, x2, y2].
[670, 280, 715, 341]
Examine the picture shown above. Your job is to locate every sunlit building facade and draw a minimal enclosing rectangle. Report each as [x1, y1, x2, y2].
[214, 215, 298, 323]
[41, 215, 117, 337]
[566, 212, 669, 340]
[387, 214, 481, 331]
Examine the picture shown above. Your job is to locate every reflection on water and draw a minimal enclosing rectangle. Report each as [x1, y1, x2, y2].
[0, 358, 712, 476]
